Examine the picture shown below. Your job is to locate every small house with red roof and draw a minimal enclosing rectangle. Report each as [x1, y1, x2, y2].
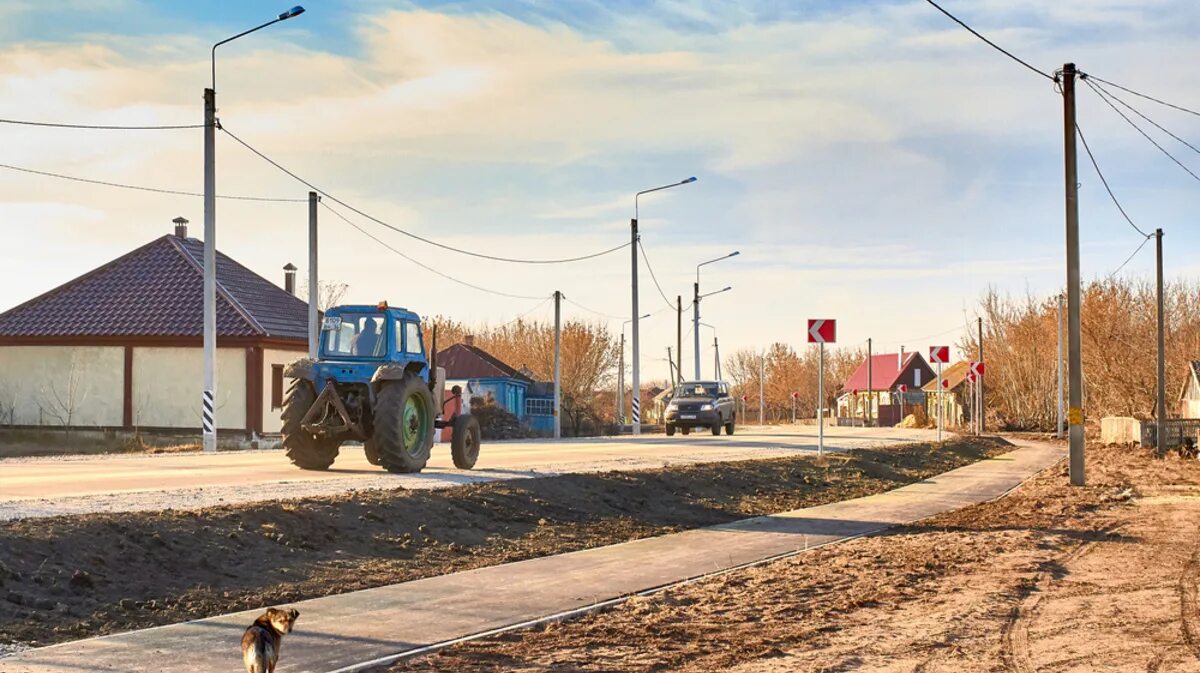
[437, 337, 555, 434]
[0, 218, 308, 437]
[837, 351, 936, 425]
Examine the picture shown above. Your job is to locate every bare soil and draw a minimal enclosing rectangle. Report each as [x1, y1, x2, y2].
[0, 437, 1007, 649]
[381, 441, 1200, 673]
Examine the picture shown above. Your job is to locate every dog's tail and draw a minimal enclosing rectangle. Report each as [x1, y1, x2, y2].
[243, 639, 271, 673]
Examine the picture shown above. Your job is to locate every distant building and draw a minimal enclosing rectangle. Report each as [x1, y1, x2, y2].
[0, 218, 308, 436]
[436, 339, 554, 434]
[922, 361, 974, 428]
[838, 352, 936, 425]
[1180, 360, 1200, 419]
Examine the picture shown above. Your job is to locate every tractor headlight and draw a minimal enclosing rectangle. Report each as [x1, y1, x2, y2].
[700, 403, 714, 411]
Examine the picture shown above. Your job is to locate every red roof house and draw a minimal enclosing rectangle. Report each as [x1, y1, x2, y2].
[842, 352, 936, 393]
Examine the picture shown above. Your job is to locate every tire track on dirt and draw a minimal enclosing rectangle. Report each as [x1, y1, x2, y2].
[1179, 543, 1200, 661]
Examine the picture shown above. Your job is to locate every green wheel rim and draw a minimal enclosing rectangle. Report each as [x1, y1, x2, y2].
[402, 393, 429, 456]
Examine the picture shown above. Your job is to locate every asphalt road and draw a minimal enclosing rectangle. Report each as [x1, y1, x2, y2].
[0, 425, 941, 520]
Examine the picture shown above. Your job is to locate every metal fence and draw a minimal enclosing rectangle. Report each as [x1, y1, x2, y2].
[1140, 419, 1200, 449]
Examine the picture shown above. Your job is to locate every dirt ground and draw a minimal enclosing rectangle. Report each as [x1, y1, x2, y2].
[0, 437, 1007, 649]
[381, 441, 1200, 673]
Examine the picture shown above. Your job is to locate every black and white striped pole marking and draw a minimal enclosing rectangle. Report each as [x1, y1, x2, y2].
[631, 396, 640, 430]
[202, 389, 215, 446]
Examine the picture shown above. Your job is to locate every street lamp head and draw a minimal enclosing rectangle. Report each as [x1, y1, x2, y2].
[681, 176, 697, 184]
[279, 6, 305, 19]
[721, 285, 732, 293]
[728, 251, 740, 258]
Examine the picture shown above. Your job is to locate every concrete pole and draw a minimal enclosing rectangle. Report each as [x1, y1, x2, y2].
[307, 191, 319, 359]
[667, 347, 676, 388]
[937, 361, 943, 443]
[693, 282, 702, 380]
[617, 333, 625, 427]
[676, 296, 683, 383]
[630, 219, 640, 435]
[714, 336, 721, 380]
[1063, 62, 1085, 485]
[818, 342, 825, 457]
[977, 316, 984, 434]
[1156, 228, 1166, 455]
[202, 87, 217, 453]
[867, 338, 873, 427]
[553, 291, 562, 440]
[1057, 293, 1064, 439]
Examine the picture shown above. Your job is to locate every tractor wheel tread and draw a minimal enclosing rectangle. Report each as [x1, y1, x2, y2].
[281, 380, 340, 470]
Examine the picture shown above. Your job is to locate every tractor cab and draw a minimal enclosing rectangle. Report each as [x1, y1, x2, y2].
[281, 302, 480, 475]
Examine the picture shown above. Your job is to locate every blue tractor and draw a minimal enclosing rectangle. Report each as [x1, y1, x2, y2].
[281, 302, 481, 473]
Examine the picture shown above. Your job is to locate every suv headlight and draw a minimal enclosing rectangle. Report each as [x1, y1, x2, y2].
[667, 401, 679, 410]
[700, 403, 714, 411]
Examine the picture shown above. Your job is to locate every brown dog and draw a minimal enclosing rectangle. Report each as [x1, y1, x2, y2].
[241, 607, 299, 673]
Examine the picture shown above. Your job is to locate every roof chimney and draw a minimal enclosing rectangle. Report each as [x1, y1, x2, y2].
[899, 346, 904, 370]
[172, 216, 188, 238]
[283, 263, 297, 295]
[464, 335, 475, 347]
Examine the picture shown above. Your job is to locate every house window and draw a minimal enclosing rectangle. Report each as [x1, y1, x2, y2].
[271, 365, 285, 410]
[525, 398, 554, 416]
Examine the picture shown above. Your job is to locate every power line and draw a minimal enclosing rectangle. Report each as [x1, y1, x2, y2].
[1083, 77, 1200, 185]
[0, 160, 305, 202]
[1107, 234, 1153, 280]
[1087, 77, 1200, 158]
[562, 296, 624, 320]
[319, 200, 545, 301]
[922, 0, 1053, 81]
[0, 117, 202, 130]
[220, 125, 631, 265]
[1075, 123, 1150, 237]
[496, 296, 554, 329]
[637, 239, 678, 311]
[1084, 75, 1200, 120]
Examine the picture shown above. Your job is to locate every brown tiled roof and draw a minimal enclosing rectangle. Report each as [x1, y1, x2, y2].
[437, 343, 533, 382]
[0, 234, 308, 340]
[921, 361, 971, 392]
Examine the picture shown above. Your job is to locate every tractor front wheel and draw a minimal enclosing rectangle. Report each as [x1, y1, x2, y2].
[282, 380, 341, 470]
[373, 374, 435, 474]
[450, 414, 481, 469]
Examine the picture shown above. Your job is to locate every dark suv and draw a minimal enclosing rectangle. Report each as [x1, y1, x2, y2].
[664, 381, 736, 436]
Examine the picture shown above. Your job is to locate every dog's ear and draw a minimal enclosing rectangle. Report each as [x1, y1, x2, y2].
[288, 608, 299, 621]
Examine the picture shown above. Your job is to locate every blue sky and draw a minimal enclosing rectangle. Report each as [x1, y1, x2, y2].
[1, 0, 1199, 383]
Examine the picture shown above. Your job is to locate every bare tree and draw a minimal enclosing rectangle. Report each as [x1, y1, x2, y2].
[39, 351, 90, 442]
[300, 280, 350, 311]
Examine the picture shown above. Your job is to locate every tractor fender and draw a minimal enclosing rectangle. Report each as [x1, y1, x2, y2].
[370, 362, 426, 386]
[284, 357, 317, 381]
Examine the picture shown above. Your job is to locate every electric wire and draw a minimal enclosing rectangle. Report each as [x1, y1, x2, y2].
[220, 125, 631, 265]
[0, 117, 202, 130]
[1083, 77, 1200, 185]
[495, 296, 554, 329]
[922, 0, 1053, 81]
[1084, 75, 1200, 120]
[1087, 77, 1200, 158]
[637, 239, 679, 311]
[1075, 123, 1150, 237]
[319, 200, 544, 301]
[0, 160, 305, 202]
[1106, 234, 1153, 280]
[562, 296, 625, 320]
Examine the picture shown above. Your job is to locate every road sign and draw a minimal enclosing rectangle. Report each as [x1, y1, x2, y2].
[929, 346, 950, 364]
[969, 361, 986, 377]
[940, 378, 950, 389]
[851, 388, 859, 396]
[966, 371, 977, 383]
[741, 394, 748, 402]
[897, 384, 907, 393]
[807, 319, 836, 344]
[791, 391, 799, 399]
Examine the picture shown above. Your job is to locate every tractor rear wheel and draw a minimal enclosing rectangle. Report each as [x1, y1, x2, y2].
[450, 414, 481, 469]
[374, 374, 435, 474]
[282, 380, 341, 470]
[363, 440, 382, 466]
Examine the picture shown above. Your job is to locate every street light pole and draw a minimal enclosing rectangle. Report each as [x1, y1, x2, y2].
[203, 5, 306, 453]
[632, 177, 696, 435]
[694, 251, 738, 380]
[619, 314, 649, 431]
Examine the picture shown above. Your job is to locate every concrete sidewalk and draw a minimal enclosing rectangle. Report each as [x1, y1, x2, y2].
[3, 439, 1064, 673]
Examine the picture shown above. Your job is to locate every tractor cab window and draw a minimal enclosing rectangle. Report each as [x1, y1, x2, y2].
[405, 321, 422, 355]
[321, 313, 387, 358]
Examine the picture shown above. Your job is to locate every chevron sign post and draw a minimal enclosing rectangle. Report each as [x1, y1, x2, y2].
[929, 346, 949, 443]
[969, 361, 986, 435]
[808, 319, 836, 457]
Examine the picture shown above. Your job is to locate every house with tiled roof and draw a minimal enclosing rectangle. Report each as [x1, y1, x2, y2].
[836, 351, 935, 426]
[1181, 360, 1200, 419]
[0, 217, 309, 436]
[437, 338, 554, 434]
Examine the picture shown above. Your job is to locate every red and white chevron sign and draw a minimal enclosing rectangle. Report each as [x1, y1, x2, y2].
[807, 319, 836, 344]
[969, 361, 986, 377]
[929, 346, 950, 364]
[966, 371, 977, 383]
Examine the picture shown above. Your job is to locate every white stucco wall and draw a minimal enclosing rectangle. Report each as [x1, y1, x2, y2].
[0, 346, 124, 426]
[262, 349, 305, 434]
[132, 347, 246, 429]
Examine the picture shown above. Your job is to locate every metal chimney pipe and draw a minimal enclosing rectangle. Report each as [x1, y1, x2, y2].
[283, 263, 297, 295]
[173, 216, 189, 238]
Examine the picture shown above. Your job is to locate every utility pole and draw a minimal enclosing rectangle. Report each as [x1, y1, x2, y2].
[693, 282, 701, 380]
[759, 353, 765, 426]
[1057, 293, 1064, 439]
[202, 86, 217, 454]
[630, 218, 641, 435]
[713, 336, 721, 380]
[617, 333, 625, 427]
[1062, 62, 1085, 486]
[676, 295, 683, 383]
[667, 347, 677, 388]
[867, 338, 873, 427]
[553, 291, 562, 440]
[307, 191, 319, 359]
[1156, 228, 1166, 455]
[977, 316, 984, 434]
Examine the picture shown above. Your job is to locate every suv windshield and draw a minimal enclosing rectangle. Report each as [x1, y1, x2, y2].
[321, 313, 387, 358]
[674, 383, 720, 398]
